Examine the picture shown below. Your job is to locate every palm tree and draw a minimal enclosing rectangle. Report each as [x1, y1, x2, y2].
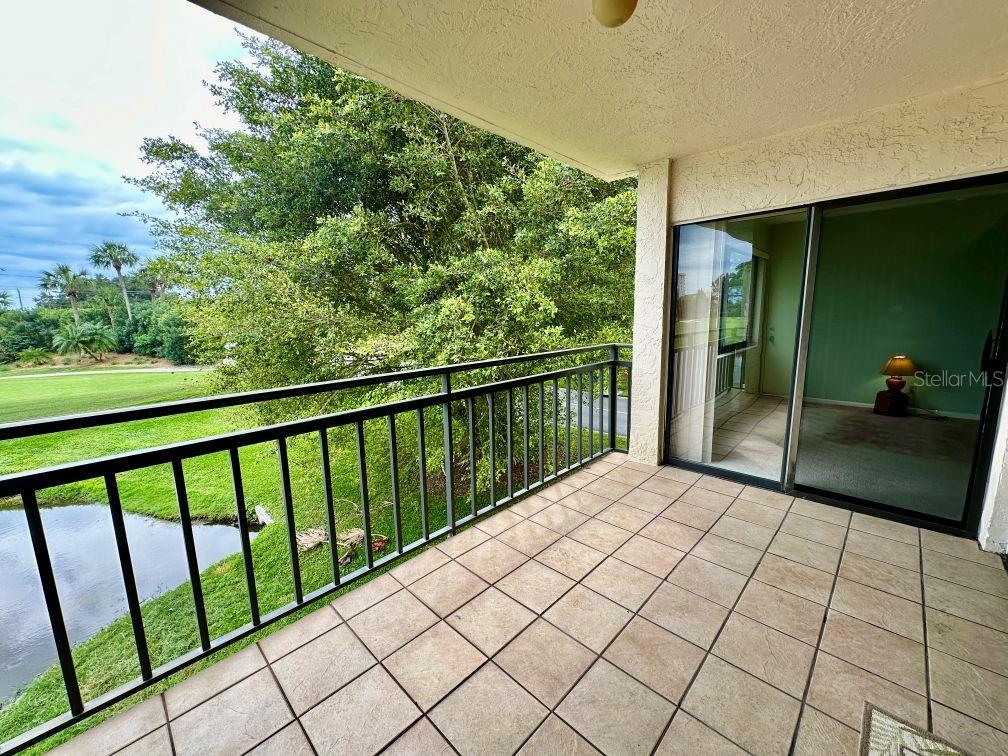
[137, 259, 170, 303]
[89, 241, 139, 319]
[52, 321, 116, 361]
[39, 265, 88, 323]
[0, 291, 10, 312]
[89, 284, 121, 326]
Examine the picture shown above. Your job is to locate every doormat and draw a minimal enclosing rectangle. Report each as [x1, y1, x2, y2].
[859, 704, 970, 755]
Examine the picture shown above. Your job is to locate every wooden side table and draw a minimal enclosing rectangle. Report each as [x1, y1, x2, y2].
[873, 389, 908, 416]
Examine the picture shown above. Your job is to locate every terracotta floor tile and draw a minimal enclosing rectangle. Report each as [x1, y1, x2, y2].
[271, 624, 375, 714]
[582, 555, 661, 610]
[544, 584, 632, 652]
[806, 652, 926, 731]
[497, 519, 562, 556]
[582, 477, 635, 502]
[924, 575, 1008, 632]
[753, 553, 833, 605]
[446, 586, 536, 655]
[409, 561, 489, 616]
[929, 648, 1008, 731]
[923, 550, 1008, 599]
[530, 502, 590, 534]
[661, 500, 721, 530]
[300, 665, 419, 754]
[561, 489, 615, 515]
[497, 559, 575, 613]
[668, 555, 747, 609]
[348, 589, 439, 659]
[639, 517, 705, 552]
[677, 486, 733, 514]
[780, 512, 846, 549]
[495, 619, 595, 706]
[820, 610, 926, 694]
[604, 616, 705, 703]
[475, 508, 524, 537]
[511, 494, 551, 517]
[518, 715, 601, 755]
[682, 655, 800, 755]
[735, 580, 825, 646]
[539, 481, 578, 502]
[557, 660, 675, 756]
[456, 537, 527, 582]
[383, 718, 454, 756]
[654, 711, 745, 755]
[430, 663, 547, 756]
[384, 622, 485, 709]
[597, 501, 655, 532]
[605, 466, 652, 486]
[535, 536, 607, 580]
[712, 613, 815, 698]
[830, 577, 923, 642]
[171, 670, 293, 756]
[839, 551, 921, 602]
[613, 534, 685, 578]
[639, 475, 689, 500]
[568, 518, 633, 553]
[691, 532, 763, 576]
[619, 487, 672, 514]
[792, 706, 860, 756]
[639, 581, 728, 649]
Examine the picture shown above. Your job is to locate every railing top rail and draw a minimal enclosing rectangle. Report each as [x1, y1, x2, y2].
[0, 343, 631, 442]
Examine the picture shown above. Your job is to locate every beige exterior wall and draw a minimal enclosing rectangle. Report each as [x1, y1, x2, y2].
[629, 74, 1008, 551]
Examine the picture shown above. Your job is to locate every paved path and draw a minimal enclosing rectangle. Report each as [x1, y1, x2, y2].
[0, 366, 209, 380]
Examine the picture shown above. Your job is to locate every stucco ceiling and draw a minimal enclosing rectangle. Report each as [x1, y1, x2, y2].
[191, 0, 1008, 180]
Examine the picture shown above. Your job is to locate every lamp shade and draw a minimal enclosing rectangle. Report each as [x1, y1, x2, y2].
[592, 0, 638, 27]
[880, 355, 917, 376]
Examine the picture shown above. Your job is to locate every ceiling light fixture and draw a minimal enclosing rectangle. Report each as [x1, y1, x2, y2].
[592, 0, 638, 28]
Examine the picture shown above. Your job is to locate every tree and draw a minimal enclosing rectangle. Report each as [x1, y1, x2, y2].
[88, 284, 121, 326]
[0, 292, 10, 312]
[136, 259, 172, 302]
[52, 321, 116, 361]
[39, 265, 88, 323]
[89, 241, 139, 319]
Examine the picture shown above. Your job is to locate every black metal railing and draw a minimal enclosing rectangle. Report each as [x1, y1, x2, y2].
[0, 344, 631, 753]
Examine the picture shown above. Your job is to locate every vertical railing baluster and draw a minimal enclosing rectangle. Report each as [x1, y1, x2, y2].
[598, 367, 605, 456]
[588, 370, 595, 459]
[171, 460, 210, 651]
[229, 448, 260, 625]
[522, 384, 530, 491]
[319, 429, 341, 587]
[577, 372, 583, 464]
[417, 408, 429, 540]
[276, 437, 303, 604]
[355, 420, 374, 568]
[467, 397, 478, 516]
[565, 374, 572, 471]
[609, 346, 618, 451]
[488, 393, 496, 507]
[552, 378, 559, 477]
[441, 374, 456, 533]
[538, 382, 544, 484]
[388, 415, 403, 554]
[21, 488, 83, 714]
[506, 388, 514, 498]
[105, 473, 152, 679]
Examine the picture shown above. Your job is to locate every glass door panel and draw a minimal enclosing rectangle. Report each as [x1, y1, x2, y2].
[794, 182, 1008, 522]
[669, 209, 807, 482]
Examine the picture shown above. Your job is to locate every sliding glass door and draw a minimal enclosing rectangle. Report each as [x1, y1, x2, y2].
[793, 183, 1008, 523]
[668, 209, 806, 483]
[667, 175, 1008, 532]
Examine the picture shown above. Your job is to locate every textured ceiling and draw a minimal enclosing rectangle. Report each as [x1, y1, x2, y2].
[191, 0, 1008, 179]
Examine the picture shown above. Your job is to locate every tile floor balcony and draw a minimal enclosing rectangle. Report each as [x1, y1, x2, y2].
[58, 454, 1008, 755]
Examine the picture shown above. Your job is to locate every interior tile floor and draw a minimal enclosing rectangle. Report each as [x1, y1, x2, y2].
[711, 391, 787, 479]
[58, 454, 1008, 755]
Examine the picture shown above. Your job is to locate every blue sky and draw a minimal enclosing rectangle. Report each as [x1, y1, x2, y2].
[0, 1, 252, 304]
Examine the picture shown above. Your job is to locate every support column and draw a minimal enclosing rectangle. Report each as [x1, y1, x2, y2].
[628, 159, 673, 464]
[980, 397, 1008, 553]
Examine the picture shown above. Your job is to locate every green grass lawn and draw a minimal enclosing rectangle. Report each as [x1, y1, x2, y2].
[0, 369, 614, 752]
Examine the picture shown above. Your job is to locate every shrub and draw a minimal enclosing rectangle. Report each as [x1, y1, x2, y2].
[17, 347, 51, 366]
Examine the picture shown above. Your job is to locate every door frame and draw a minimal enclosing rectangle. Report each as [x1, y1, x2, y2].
[663, 170, 1008, 538]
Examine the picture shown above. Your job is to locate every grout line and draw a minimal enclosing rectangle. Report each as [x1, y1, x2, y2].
[259, 652, 318, 756]
[160, 694, 177, 756]
[919, 532, 933, 732]
[786, 515, 851, 755]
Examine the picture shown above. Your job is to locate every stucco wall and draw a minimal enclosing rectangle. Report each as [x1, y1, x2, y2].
[671, 73, 1008, 224]
[632, 74, 1008, 550]
[628, 160, 672, 464]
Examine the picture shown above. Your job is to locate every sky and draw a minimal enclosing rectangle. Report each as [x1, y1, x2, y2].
[0, 0, 252, 305]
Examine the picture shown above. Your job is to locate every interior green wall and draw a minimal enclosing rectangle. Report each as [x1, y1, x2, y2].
[759, 221, 805, 396]
[803, 192, 1008, 416]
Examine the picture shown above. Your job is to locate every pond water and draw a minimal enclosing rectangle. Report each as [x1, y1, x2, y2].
[0, 504, 253, 702]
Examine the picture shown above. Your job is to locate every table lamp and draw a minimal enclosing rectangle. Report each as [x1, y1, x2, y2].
[874, 355, 917, 416]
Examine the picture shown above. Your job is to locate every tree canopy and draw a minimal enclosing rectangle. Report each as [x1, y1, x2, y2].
[132, 33, 636, 394]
